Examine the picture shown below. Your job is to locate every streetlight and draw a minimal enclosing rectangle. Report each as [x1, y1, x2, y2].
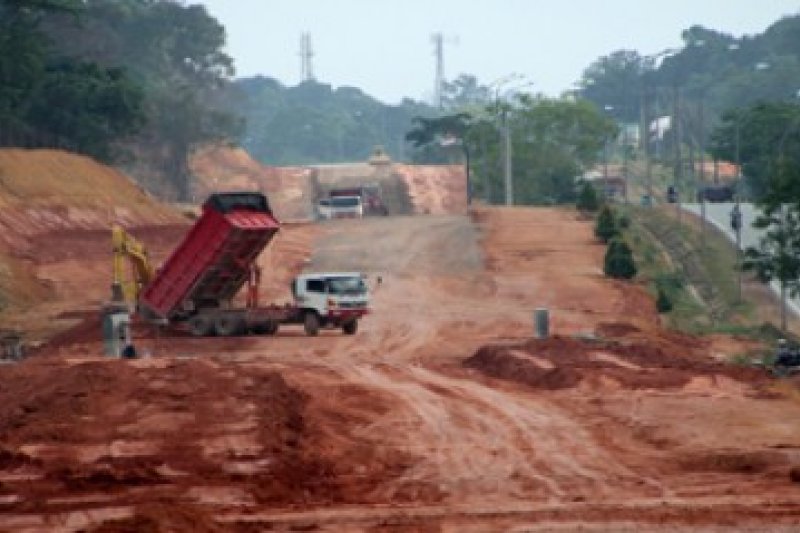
[639, 47, 680, 204]
[440, 134, 471, 206]
[490, 74, 534, 206]
[603, 105, 614, 183]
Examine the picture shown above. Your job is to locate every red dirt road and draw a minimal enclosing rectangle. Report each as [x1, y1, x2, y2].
[2, 208, 800, 531]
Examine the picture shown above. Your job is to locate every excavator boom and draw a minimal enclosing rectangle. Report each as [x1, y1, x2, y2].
[112, 224, 155, 305]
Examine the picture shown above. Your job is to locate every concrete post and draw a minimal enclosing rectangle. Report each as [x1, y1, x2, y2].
[534, 308, 550, 339]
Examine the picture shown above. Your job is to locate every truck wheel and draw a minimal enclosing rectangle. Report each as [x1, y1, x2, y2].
[342, 320, 358, 335]
[214, 315, 244, 337]
[304, 312, 320, 336]
[251, 320, 278, 335]
[188, 315, 214, 337]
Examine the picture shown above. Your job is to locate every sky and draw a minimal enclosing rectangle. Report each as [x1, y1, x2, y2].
[200, 0, 800, 105]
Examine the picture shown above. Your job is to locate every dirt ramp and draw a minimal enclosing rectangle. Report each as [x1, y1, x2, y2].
[393, 164, 466, 215]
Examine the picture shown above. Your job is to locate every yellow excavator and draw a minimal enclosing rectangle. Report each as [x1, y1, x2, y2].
[111, 224, 155, 306]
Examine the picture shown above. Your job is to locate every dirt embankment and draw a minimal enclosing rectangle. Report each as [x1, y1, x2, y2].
[0, 149, 183, 321]
[191, 145, 468, 219]
[393, 163, 466, 215]
[190, 146, 315, 222]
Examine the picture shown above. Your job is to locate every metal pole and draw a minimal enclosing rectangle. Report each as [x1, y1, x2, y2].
[622, 127, 629, 203]
[699, 97, 706, 243]
[504, 110, 513, 206]
[735, 118, 742, 303]
[673, 85, 682, 226]
[781, 204, 788, 331]
[641, 83, 653, 202]
[736, 221, 742, 303]
[464, 143, 471, 206]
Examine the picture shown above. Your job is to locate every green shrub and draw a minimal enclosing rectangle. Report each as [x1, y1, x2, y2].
[656, 287, 673, 313]
[576, 181, 600, 212]
[604, 238, 637, 279]
[595, 206, 618, 243]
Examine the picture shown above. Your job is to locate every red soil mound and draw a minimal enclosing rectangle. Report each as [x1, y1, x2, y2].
[0, 357, 338, 509]
[465, 333, 769, 392]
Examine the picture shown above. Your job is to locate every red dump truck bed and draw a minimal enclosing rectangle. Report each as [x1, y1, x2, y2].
[139, 192, 280, 320]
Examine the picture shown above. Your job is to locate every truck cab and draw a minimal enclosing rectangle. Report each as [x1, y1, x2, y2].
[291, 272, 370, 335]
[328, 195, 363, 218]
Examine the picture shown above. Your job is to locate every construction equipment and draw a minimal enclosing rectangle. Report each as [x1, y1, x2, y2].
[112, 224, 155, 305]
[112, 192, 369, 337]
[772, 339, 800, 377]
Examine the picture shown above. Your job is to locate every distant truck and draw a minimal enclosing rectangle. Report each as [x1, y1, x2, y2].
[317, 194, 364, 219]
[330, 185, 388, 216]
[114, 192, 369, 337]
[696, 184, 736, 203]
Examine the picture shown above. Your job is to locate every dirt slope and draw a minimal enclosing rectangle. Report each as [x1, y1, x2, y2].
[2, 202, 800, 531]
[190, 146, 315, 221]
[0, 148, 182, 334]
[190, 146, 467, 219]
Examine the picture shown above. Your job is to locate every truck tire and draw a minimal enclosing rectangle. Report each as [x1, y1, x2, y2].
[251, 320, 277, 335]
[214, 314, 244, 337]
[304, 312, 320, 336]
[188, 315, 214, 337]
[342, 319, 358, 335]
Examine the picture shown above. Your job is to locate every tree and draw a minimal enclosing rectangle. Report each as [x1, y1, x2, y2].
[579, 50, 645, 123]
[743, 157, 800, 312]
[576, 180, 600, 212]
[604, 238, 637, 280]
[595, 205, 618, 243]
[441, 74, 492, 110]
[710, 102, 800, 200]
[35, 0, 239, 198]
[511, 97, 618, 205]
[656, 287, 673, 313]
[26, 59, 144, 160]
[406, 112, 473, 183]
[0, 0, 82, 128]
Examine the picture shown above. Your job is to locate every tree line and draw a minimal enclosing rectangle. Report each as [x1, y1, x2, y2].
[0, 0, 238, 200]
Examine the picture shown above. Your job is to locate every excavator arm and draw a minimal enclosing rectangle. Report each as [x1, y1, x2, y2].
[112, 224, 155, 305]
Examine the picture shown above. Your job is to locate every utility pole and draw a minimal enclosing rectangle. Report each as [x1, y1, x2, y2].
[640, 83, 653, 203]
[503, 107, 513, 205]
[699, 97, 707, 243]
[673, 85, 682, 225]
[734, 119, 743, 303]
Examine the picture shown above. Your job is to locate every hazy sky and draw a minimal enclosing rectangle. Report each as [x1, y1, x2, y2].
[200, 0, 800, 105]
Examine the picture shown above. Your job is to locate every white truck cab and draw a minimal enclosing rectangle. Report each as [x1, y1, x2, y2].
[328, 195, 363, 218]
[291, 272, 370, 335]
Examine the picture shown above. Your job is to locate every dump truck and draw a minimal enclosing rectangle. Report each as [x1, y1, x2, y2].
[114, 192, 369, 337]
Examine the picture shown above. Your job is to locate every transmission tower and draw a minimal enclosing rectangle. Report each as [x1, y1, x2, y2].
[432, 33, 444, 108]
[300, 33, 315, 82]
